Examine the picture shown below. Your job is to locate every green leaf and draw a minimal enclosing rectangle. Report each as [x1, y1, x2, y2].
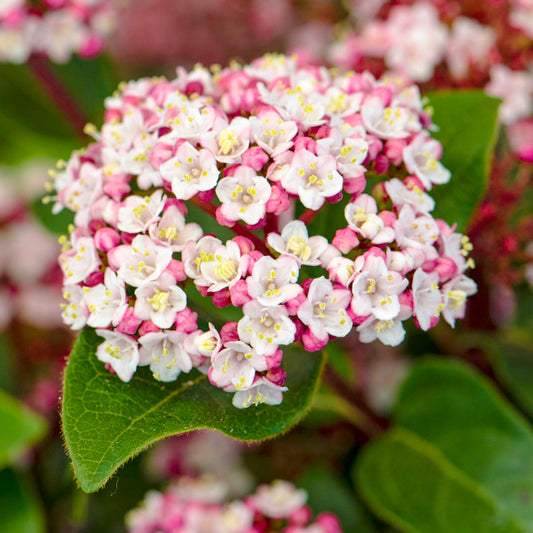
[355, 359, 533, 532]
[355, 429, 523, 533]
[0, 389, 47, 469]
[62, 328, 325, 493]
[489, 335, 533, 418]
[427, 90, 500, 232]
[31, 195, 75, 236]
[0, 469, 45, 533]
[298, 463, 376, 533]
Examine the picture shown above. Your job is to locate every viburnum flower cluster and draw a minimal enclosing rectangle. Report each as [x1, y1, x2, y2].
[0, 0, 115, 63]
[50, 53, 476, 408]
[126, 478, 343, 533]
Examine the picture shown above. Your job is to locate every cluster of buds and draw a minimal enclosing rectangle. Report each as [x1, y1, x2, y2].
[0, 0, 115, 63]
[50, 54, 476, 408]
[126, 478, 343, 533]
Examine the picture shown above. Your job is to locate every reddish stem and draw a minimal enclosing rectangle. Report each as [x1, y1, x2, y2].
[189, 196, 270, 254]
[299, 208, 319, 225]
[264, 213, 278, 236]
[27, 54, 88, 139]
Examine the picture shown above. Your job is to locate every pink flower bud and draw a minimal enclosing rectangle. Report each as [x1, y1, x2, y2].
[84, 270, 104, 287]
[315, 513, 343, 533]
[220, 322, 239, 343]
[150, 141, 173, 170]
[332, 227, 359, 254]
[230, 280, 252, 306]
[285, 292, 307, 315]
[116, 307, 142, 335]
[266, 185, 291, 215]
[196, 188, 215, 202]
[94, 227, 121, 252]
[302, 328, 328, 351]
[289, 505, 312, 526]
[370, 86, 393, 106]
[78, 36, 103, 59]
[423, 257, 457, 282]
[266, 367, 287, 386]
[139, 320, 161, 336]
[294, 137, 316, 153]
[343, 175, 366, 195]
[366, 135, 383, 160]
[266, 348, 283, 370]
[212, 288, 231, 308]
[384, 138, 407, 165]
[174, 308, 198, 333]
[164, 198, 187, 216]
[103, 174, 131, 202]
[378, 210, 397, 227]
[242, 147, 269, 171]
[374, 154, 390, 174]
[232, 236, 255, 254]
[243, 251, 264, 275]
[164, 259, 186, 281]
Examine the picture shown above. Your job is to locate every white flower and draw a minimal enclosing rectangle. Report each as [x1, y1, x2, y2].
[216, 165, 271, 225]
[247, 255, 301, 307]
[109, 235, 173, 287]
[351, 254, 408, 320]
[85, 268, 128, 328]
[159, 141, 219, 200]
[282, 149, 343, 210]
[134, 273, 187, 328]
[201, 116, 251, 164]
[117, 190, 165, 233]
[209, 341, 267, 391]
[96, 329, 140, 382]
[238, 301, 296, 355]
[249, 110, 298, 157]
[185, 323, 222, 359]
[267, 220, 328, 266]
[249, 480, 307, 518]
[139, 331, 192, 382]
[357, 313, 409, 347]
[232, 377, 288, 409]
[394, 205, 439, 259]
[344, 194, 395, 244]
[199, 240, 243, 292]
[182, 235, 222, 286]
[59, 236, 101, 285]
[148, 204, 203, 252]
[403, 133, 451, 190]
[412, 268, 443, 331]
[59, 162, 103, 227]
[298, 277, 352, 339]
[361, 98, 410, 139]
[121, 131, 162, 189]
[385, 178, 435, 214]
[60, 285, 88, 330]
[442, 275, 477, 327]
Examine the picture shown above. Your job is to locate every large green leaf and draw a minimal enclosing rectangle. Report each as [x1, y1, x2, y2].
[0, 469, 45, 533]
[62, 328, 325, 493]
[0, 389, 47, 469]
[355, 429, 523, 533]
[489, 335, 533, 418]
[355, 359, 533, 532]
[427, 90, 500, 232]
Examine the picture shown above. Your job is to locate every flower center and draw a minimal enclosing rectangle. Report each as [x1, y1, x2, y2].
[218, 129, 239, 155]
[148, 289, 170, 312]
